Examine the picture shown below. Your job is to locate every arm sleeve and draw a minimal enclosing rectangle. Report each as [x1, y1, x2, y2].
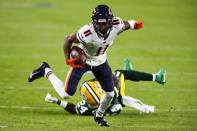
[112, 17, 125, 34]
[64, 103, 77, 114]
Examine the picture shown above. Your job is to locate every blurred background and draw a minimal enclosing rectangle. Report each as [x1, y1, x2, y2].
[0, 0, 196, 130]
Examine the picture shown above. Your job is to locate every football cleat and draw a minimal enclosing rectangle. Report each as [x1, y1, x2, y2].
[45, 93, 58, 103]
[94, 113, 109, 127]
[123, 58, 133, 70]
[155, 69, 166, 84]
[28, 62, 50, 82]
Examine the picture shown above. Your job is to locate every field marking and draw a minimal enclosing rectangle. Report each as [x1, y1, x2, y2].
[0, 125, 8, 128]
[157, 108, 197, 112]
[0, 105, 61, 110]
[0, 105, 197, 112]
[0, 2, 55, 8]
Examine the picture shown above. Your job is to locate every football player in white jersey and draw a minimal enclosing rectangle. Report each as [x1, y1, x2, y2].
[44, 59, 166, 116]
[29, 4, 144, 126]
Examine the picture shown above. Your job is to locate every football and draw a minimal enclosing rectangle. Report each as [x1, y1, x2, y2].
[70, 46, 87, 66]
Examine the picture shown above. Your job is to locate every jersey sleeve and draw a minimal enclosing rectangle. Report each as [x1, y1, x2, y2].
[75, 100, 96, 115]
[112, 17, 125, 34]
[76, 25, 92, 45]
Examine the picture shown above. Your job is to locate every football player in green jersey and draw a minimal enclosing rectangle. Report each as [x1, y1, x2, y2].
[45, 59, 166, 116]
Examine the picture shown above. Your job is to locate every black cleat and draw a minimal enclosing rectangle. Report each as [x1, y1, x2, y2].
[94, 113, 109, 127]
[28, 62, 50, 82]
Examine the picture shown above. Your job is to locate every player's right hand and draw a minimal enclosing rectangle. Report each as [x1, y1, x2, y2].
[66, 58, 83, 68]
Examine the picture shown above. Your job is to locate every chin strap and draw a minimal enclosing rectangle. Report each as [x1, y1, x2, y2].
[93, 22, 112, 39]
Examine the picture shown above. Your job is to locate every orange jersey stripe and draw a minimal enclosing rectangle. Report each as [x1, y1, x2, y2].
[64, 67, 74, 92]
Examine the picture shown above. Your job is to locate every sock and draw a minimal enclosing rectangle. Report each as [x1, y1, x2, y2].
[96, 91, 114, 117]
[152, 74, 156, 81]
[44, 68, 71, 99]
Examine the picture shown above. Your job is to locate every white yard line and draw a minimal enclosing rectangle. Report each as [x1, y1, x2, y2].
[0, 105, 60, 110]
[0, 105, 197, 112]
[0, 125, 8, 128]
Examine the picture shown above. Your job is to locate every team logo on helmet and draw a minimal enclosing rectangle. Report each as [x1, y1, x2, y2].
[80, 81, 103, 108]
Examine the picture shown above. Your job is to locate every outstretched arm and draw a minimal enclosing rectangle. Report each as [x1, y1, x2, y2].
[122, 95, 155, 113]
[45, 93, 77, 114]
[57, 100, 77, 114]
[63, 102, 77, 114]
[56, 100, 77, 114]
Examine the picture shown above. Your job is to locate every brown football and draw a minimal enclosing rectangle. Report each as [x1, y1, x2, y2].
[70, 46, 86, 66]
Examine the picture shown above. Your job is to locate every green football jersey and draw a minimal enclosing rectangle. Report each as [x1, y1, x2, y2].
[75, 97, 123, 116]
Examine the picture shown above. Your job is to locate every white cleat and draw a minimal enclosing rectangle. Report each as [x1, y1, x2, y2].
[45, 93, 58, 103]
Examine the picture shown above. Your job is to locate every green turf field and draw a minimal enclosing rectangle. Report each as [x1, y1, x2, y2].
[0, 0, 197, 130]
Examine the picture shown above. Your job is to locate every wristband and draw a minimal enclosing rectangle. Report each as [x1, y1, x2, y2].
[128, 20, 136, 29]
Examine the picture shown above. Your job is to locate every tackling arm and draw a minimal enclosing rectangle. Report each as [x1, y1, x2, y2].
[64, 102, 77, 114]
[122, 96, 155, 113]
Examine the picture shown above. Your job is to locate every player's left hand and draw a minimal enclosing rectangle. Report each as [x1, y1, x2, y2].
[134, 21, 143, 29]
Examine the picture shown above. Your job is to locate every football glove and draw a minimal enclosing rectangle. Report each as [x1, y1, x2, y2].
[134, 21, 143, 29]
[66, 58, 83, 68]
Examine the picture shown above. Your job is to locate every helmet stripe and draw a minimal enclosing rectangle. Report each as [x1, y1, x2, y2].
[84, 83, 100, 105]
[87, 82, 101, 102]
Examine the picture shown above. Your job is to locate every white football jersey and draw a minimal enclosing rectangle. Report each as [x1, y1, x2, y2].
[76, 17, 126, 66]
